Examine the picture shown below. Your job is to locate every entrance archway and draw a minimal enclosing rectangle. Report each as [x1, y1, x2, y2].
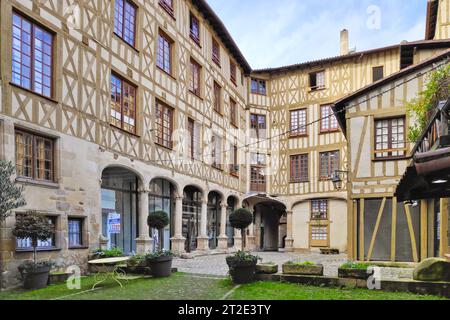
[207, 191, 223, 249]
[182, 185, 203, 252]
[101, 166, 140, 254]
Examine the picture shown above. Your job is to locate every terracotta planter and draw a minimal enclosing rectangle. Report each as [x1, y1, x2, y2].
[282, 263, 324, 276]
[338, 268, 373, 280]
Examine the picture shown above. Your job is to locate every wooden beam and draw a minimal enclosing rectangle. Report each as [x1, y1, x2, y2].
[347, 198, 354, 260]
[391, 197, 397, 262]
[420, 200, 428, 261]
[440, 198, 449, 257]
[359, 199, 365, 261]
[367, 197, 386, 261]
[405, 204, 419, 263]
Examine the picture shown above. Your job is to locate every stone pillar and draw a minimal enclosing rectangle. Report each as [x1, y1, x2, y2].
[171, 195, 186, 255]
[136, 189, 152, 254]
[233, 228, 242, 251]
[197, 199, 209, 251]
[217, 202, 228, 250]
[245, 208, 256, 251]
[285, 210, 294, 252]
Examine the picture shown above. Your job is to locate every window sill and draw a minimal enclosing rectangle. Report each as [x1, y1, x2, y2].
[212, 58, 221, 68]
[231, 122, 239, 129]
[155, 142, 173, 151]
[251, 92, 267, 96]
[212, 165, 223, 172]
[9, 82, 58, 104]
[290, 180, 309, 184]
[213, 109, 223, 117]
[372, 155, 411, 162]
[319, 129, 340, 135]
[69, 246, 89, 250]
[16, 247, 61, 253]
[156, 66, 177, 81]
[230, 79, 237, 87]
[189, 90, 203, 100]
[16, 177, 59, 189]
[110, 124, 140, 138]
[230, 173, 239, 178]
[159, 3, 176, 20]
[113, 33, 140, 53]
[309, 87, 326, 93]
[289, 134, 308, 139]
[190, 35, 201, 48]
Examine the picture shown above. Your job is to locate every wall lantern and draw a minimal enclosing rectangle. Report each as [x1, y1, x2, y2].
[332, 170, 348, 191]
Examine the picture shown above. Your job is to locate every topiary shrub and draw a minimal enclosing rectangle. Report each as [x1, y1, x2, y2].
[148, 211, 169, 250]
[229, 208, 253, 251]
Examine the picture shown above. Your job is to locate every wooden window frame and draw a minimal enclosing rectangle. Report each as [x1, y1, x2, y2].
[155, 99, 174, 150]
[211, 134, 222, 170]
[159, 0, 174, 18]
[319, 150, 340, 180]
[230, 98, 238, 127]
[250, 114, 267, 139]
[290, 109, 308, 137]
[229, 144, 239, 177]
[372, 65, 384, 82]
[189, 58, 202, 97]
[156, 31, 174, 76]
[187, 118, 195, 160]
[189, 12, 200, 46]
[374, 116, 407, 160]
[213, 81, 222, 114]
[230, 60, 237, 85]
[290, 154, 308, 183]
[11, 11, 55, 99]
[310, 199, 328, 220]
[309, 70, 325, 91]
[114, 0, 137, 48]
[250, 153, 267, 192]
[251, 78, 266, 95]
[15, 129, 55, 183]
[309, 224, 329, 248]
[110, 73, 137, 135]
[68, 217, 86, 249]
[212, 37, 221, 67]
[320, 104, 339, 133]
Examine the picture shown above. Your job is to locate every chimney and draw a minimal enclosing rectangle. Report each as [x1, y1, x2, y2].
[340, 29, 349, 55]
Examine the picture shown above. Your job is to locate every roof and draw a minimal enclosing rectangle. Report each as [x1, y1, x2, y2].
[425, 0, 439, 40]
[192, 0, 251, 74]
[252, 39, 450, 75]
[332, 48, 450, 136]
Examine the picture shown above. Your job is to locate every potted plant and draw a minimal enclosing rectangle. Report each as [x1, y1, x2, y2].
[146, 250, 174, 277]
[226, 207, 258, 284]
[12, 211, 55, 289]
[338, 262, 374, 280]
[127, 254, 148, 274]
[148, 211, 170, 251]
[282, 261, 324, 276]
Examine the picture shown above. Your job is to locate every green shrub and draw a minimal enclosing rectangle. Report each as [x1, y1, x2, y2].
[226, 251, 259, 269]
[145, 250, 174, 261]
[340, 261, 370, 270]
[94, 247, 124, 258]
[285, 261, 316, 266]
[147, 211, 170, 230]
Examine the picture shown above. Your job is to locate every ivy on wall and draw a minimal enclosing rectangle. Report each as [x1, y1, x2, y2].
[407, 64, 450, 142]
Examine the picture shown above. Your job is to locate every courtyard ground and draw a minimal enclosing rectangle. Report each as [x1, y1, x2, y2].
[0, 273, 445, 300]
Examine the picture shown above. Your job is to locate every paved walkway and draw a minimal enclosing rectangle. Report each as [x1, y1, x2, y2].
[173, 251, 415, 280]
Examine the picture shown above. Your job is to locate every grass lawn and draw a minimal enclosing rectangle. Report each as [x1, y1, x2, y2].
[0, 273, 446, 300]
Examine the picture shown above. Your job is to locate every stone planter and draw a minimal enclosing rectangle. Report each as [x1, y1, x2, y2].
[20, 265, 51, 290]
[147, 256, 173, 278]
[282, 263, 324, 276]
[338, 268, 372, 280]
[256, 264, 278, 274]
[48, 272, 71, 285]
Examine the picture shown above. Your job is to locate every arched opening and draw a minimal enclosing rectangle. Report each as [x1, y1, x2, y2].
[182, 185, 202, 252]
[149, 178, 177, 251]
[101, 166, 140, 254]
[226, 196, 239, 248]
[207, 191, 223, 249]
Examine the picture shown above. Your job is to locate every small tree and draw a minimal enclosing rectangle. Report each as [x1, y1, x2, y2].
[229, 208, 253, 251]
[0, 160, 26, 222]
[147, 211, 169, 251]
[12, 211, 54, 265]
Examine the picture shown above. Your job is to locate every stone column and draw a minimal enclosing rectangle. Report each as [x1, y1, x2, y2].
[285, 210, 294, 252]
[233, 228, 242, 251]
[136, 189, 153, 254]
[245, 208, 256, 251]
[197, 199, 209, 251]
[217, 202, 228, 250]
[171, 195, 186, 255]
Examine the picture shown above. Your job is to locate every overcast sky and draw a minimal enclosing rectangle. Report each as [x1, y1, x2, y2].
[206, 0, 428, 69]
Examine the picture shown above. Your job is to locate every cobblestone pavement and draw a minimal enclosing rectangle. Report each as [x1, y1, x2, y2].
[173, 251, 415, 280]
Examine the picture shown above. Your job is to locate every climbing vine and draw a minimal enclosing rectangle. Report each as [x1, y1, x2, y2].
[407, 63, 450, 142]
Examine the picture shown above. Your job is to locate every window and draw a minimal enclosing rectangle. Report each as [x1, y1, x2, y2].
[157, 32, 173, 75]
[230, 144, 238, 176]
[290, 154, 308, 182]
[159, 0, 174, 16]
[187, 118, 201, 160]
[211, 134, 222, 169]
[68, 218, 84, 248]
[155, 100, 174, 149]
[309, 70, 325, 91]
[320, 105, 339, 132]
[16, 215, 56, 250]
[212, 38, 221, 66]
[15, 130, 54, 182]
[310, 225, 328, 246]
[190, 13, 200, 45]
[251, 78, 266, 95]
[230, 99, 237, 127]
[111, 73, 136, 134]
[375, 117, 406, 159]
[114, 0, 137, 47]
[189, 59, 201, 96]
[290, 109, 307, 136]
[230, 60, 237, 85]
[319, 150, 339, 180]
[250, 153, 266, 192]
[311, 200, 328, 220]
[373, 66, 384, 82]
[12, 12, 54, 98]
[250, 114, 266, 139]
[213, 81, 222, 114]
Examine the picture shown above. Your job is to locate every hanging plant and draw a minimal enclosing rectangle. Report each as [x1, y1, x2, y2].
[407, 64, 450, 143]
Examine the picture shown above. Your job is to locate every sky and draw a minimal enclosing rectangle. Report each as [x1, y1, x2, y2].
[206, 0, 428, 69]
